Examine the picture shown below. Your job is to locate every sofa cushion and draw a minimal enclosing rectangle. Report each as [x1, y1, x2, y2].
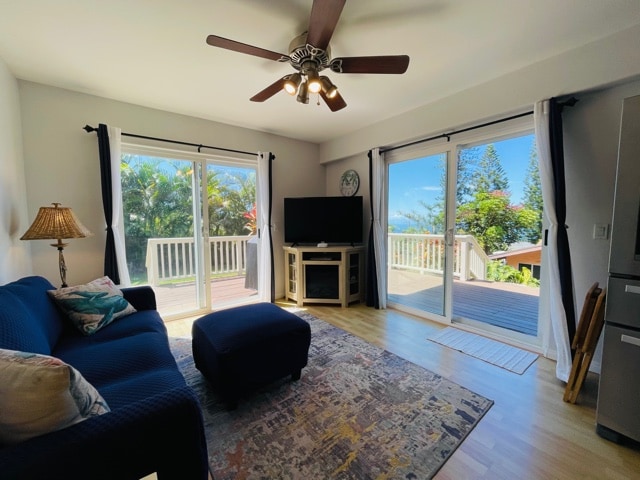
[48, 277, 136, 336]
[54, 327, 186, 409]
[0, 276, 64, 354]
[0, 348, 110, 445]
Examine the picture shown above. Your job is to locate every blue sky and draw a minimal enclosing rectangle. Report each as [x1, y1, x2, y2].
[388, 134, 536, 227]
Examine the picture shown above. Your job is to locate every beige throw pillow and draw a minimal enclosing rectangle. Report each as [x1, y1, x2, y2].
[0, 348, 110, 445]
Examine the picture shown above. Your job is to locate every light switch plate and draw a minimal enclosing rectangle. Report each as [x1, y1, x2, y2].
[593, 223, 609, 240]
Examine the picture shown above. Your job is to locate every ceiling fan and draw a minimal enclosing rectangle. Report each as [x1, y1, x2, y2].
[206, 0, 410, 112]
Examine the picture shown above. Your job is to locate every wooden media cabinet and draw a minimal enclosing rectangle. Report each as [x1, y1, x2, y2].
[283, 245, 364, 307]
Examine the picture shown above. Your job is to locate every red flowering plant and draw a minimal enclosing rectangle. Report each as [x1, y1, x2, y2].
[244, 204, 257, 235]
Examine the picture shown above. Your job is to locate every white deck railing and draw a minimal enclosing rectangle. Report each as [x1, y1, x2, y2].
[145, 233, 489, 286]
[388, 233, 489, 280]
[145, 236, 251, 286]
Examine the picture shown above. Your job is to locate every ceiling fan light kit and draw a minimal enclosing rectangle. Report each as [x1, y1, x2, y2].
[305, 68, 322, 94]
[297, 81, 310, 104]
[283, 73, 302, 95]
[206, 0, 410, 112]
[320, 76, 338, 99]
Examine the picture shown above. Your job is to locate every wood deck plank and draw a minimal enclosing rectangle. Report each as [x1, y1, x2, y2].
[152, 277, 258, 317]
[389, 269, 539, 336]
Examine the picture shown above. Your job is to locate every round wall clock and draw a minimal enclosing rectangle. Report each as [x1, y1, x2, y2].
[339, 169, 360, 196]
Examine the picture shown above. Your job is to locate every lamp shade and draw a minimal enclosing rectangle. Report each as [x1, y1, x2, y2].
[21, 203, 92, 241]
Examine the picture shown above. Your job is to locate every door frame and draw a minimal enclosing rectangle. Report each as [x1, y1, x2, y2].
[384, 115, 546, 349]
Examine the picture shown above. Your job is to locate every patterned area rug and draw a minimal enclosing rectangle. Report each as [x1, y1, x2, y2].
[428, 327, 538, 374]
[170, 312, 493, 480]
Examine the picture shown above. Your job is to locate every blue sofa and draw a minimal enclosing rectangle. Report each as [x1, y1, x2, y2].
[0, 276, 209, 480]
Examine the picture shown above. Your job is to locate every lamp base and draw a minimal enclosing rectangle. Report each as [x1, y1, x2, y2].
[50, 240, 69, 288]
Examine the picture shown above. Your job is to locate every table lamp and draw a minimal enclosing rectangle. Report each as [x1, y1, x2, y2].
[21, 203, 93, 288]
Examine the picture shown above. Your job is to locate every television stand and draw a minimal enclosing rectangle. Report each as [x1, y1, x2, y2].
[283, 245, 364, 307]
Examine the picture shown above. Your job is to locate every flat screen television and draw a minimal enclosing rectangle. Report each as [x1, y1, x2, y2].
[284, 196, 363, 245]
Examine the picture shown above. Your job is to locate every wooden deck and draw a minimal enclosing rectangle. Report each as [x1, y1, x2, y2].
[154, 270, 539, 337]
[388, 269, 539, 336]
[152, 276, 258, 318]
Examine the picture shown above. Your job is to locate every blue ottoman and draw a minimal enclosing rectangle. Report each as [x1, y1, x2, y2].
[191, 302, 311, 407]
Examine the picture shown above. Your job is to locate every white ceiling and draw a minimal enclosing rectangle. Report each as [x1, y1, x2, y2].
[1, 0, 639, 144]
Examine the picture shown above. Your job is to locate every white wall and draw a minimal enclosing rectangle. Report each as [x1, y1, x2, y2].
[18, 81, 322, 296]
[0, 58, 32, 284]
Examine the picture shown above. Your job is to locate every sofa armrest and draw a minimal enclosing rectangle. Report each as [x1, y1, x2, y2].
[0, 386, 209, 480]
[122, 285, 157, 311]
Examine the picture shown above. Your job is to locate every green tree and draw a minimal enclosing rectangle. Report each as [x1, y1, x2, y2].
[207, 168, 256, 236]
[456, 145, 482, 203]
[456, 191, 538, 254]
[522, 142, 543, 243]
[397, 200, 444, 234]
[476, 144, 509, 194]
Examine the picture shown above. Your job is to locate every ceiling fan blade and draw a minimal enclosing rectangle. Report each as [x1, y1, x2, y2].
[320, 90, 347, 112]
[206, 35, 288, 62]
[330, 55, 410, 74]
[306, 0, 346, 51]
[250, 77, 288, 102]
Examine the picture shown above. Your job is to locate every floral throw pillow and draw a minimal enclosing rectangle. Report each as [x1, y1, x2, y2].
[0, 348, 110, 445]
[48, 276, 136, 335]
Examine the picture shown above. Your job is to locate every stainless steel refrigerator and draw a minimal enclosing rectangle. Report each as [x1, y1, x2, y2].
[596, 94, 640, 443]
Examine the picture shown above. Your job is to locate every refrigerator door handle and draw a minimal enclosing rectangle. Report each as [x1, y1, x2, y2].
[625, 285, 640, 295]
[621, 334, 640, 348]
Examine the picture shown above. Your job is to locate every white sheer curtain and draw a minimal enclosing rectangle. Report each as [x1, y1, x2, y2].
[370, 147, 387, 308]
[256, 151, 273, 302]
[534, 100, 571, 382]
[106, 126, 131, 286]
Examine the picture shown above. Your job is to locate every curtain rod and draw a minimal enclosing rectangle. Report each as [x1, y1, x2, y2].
[380, 96, 578, 154]
[380, 111, 533, 154]
[83, 124, 258, 157]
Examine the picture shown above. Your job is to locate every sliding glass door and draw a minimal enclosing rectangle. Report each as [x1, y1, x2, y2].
[386, 124, 544, 347]
[205, 161, 258, 309]
[387, 147, 454, 322]
[120, 152, 205, 316]
[452, 134, 541, 343]
[120, 145, 260, 319]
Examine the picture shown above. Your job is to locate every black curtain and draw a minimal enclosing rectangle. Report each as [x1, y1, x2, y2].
[365, 150, 381, 308]
[97, 124, 120, 284]
[268, 152, 275, 302]
[549, 98, 576, 345]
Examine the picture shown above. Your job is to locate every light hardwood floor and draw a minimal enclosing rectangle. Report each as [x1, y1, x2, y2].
[164, 300, 640, 480]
